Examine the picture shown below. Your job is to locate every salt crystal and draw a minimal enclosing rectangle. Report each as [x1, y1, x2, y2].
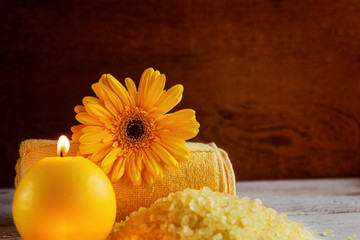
[169, 201, 176, 211]
[181, 215, 189, 226]
[183, 225, 193, 235]
[322, 228, 334, 236]
[348, 234, 357, 240]
[168, 224, 176, 232]
[189, 199, 199, 212]
[221, 215, 227, 224]
[213, 232, 223, 240]
[110, 187, 319, 240]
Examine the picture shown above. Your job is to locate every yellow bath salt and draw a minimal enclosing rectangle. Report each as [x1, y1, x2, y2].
[322, 228, 334, 236]
[109, 187, 318, 240]
[341, 234, 357, 240]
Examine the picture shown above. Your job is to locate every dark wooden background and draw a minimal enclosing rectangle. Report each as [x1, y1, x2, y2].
[1, 0, 360, 187]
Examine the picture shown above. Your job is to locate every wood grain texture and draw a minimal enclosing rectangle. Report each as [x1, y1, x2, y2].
[1, 178, 360, 239]
[0, 189, 20, 239]
[236, 178, 360, 239]
[1, 0, 360, 186]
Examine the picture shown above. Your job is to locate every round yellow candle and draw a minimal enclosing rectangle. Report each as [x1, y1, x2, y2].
[13, 136, 116, 240]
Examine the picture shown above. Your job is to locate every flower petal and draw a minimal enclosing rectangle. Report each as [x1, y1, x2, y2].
[91, 82, 120, 117]
[79, 131, 112, 144]
[167, 128, 199, 140]
[82, 96, 102, 105]
[76, 112, 103, 125]
[111, 157, 126, 182]
[95, 82, 125, 113]
[85, 101, 114, 120]
[104, 74, 132, 107]
[157, 109, 200, 140]
[136, 150, 144, 171]
[103, 99, 119, 118]
[150, 142, 179, 169]
[101, 147, 123, 174]
[137, 68, 154, 106]
[81, 125, 104, 133]
[138, 68, 164, 109]
[74, 105, 86, 113]
[142, 73, 166, 111]
[142, 149, 161, 178]
[158, 109, 195, 122]
[150, 84, 183, 116]
[79, 141, 111, 154]
[91, 82, 107, 101]
[71, 125, 85, 142]
[71, 124, 85, 133]
[103, 134, 115, 142]
[156, 136, 189, 162]
[90, 145, 112, 163]
[126, 152, 142, 186]
[125, 77, 137, 106]
[142, 169, 155, 185]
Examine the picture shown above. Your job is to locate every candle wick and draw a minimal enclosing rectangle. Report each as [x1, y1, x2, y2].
[60, 151, 63, 158]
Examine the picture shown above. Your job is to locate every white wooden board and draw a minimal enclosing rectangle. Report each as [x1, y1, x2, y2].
[236, 178, 360, 239]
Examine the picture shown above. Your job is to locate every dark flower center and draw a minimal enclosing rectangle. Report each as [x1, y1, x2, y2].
[126, 120, 145, 140]
[117, 108, 155, 149]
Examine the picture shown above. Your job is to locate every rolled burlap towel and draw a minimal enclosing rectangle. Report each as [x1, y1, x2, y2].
[15, 139, 235, 221]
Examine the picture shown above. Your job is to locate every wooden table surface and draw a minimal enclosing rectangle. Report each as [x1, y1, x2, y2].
[1, 178, 359, 239]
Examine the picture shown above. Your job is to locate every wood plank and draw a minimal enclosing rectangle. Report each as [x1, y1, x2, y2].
[236, 178, 360, 239]
[288, 213, 359, 240]
[2, 0, 360, 187]
[236, 178, 360, 196]
[0, 189, 20, 239]
[0, 218, 21, 240]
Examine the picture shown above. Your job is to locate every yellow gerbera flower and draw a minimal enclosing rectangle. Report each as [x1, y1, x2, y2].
[71, 68, 200, 185]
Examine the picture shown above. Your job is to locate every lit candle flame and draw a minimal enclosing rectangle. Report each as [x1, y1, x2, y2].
[57, 135, 70, 157]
